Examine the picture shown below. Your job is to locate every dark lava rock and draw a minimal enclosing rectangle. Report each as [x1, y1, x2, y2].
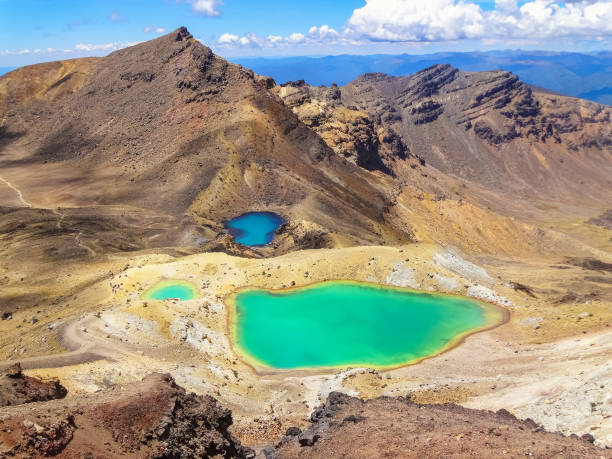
[0, 363, 67, 406]
[261, 445, 279, 458]
[510, 281, 537, 298]
[587, 209, 612, 230]
[285, 426, 302, 437]
[565, 257, 612, 273]
[342, 414, 365, 423]
[297, 431, 320, 447]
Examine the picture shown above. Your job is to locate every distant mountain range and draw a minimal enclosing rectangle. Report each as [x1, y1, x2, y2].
[233, 51, 612, 105]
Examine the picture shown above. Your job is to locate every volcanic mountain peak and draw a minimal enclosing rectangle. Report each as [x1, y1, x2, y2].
[0, 28, 416, 260]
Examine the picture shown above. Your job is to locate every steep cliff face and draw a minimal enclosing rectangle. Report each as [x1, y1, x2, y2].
[275, 81, 414, 175]
[278, 64, 612, 209]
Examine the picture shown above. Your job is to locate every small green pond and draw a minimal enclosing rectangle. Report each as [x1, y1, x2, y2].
[228, 281, 504, 370]
[143, 280, 198, 301]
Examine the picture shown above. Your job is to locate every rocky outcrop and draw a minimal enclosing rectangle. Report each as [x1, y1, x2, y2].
[201, 233, 262, 258]
[1, 376, 607, 458]
[0, 373, 253, 458]
[275, 80, 412, 174]
[565, 257, 612, 273]
[403, 64, 459, 100]
[409, 99, 443, 125]
[473, 119, 518, 145]
[278, 220, 330, 250]
[274, 392, 606, 458]
[0, 363, 67, 406]
[587, 209, 612, 230]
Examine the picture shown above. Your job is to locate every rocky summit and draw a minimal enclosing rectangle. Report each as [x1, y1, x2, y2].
[1, 27, 611, 457]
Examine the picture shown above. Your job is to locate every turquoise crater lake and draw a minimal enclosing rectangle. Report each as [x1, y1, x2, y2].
[143, 280, 198, 301]
[228, 281, 505, 370]
[224, 212, 284, 246]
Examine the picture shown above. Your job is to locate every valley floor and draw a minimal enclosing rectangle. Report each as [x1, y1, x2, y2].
[1, 243, 610, 447]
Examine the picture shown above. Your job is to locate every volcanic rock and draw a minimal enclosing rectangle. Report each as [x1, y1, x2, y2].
[0, 363, 67, 406]
[274, 392, 608, 458]
[0, 373, 253, 458]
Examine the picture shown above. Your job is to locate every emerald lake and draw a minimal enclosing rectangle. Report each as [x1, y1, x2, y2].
[143, 280, 198, 301]
[229, 281, 504, 370]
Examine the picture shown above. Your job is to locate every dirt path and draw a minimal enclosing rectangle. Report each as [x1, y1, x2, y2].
[74, 230, 97, 256]
[0, 309, 170, 372]
[0, 176, 32, 207]
[50, 207, 97, 257]
[0, 316, 115, 371]
[0, 175, 96, 256]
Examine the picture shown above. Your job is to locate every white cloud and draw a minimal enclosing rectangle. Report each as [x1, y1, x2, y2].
[176, 0, 612, 53]
[494, 0, 518, 13]
[143, 26, 167, 34]
[184, 0, 223, 17]
[217, 32, 263, 47]
[288, 33, 306, 43]
[213, 29, 364, 51]
[1, 41, 142, 59]
[345, 0, 612, 42]
[75, 43, 117, 51]
[308, 25, 340, 39]
[213, 0, 612, 52]
[218, 33, 239, 44]
[346, 0, 485, 41]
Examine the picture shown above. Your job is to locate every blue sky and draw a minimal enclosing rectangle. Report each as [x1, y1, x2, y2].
[1, 0, 611, 66]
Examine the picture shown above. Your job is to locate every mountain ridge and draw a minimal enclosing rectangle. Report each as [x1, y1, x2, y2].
[234, 51, 612, 105]
[276, 63, 612, 216]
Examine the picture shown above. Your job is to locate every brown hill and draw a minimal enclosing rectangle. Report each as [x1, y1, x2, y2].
[1, 27, 610, 314]
[3, 28, 610, 266]
[0, 363, 66, 407]
[0, 27, 410, 260]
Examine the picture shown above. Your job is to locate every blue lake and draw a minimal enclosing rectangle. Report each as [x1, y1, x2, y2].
[224, 212, 284, 246]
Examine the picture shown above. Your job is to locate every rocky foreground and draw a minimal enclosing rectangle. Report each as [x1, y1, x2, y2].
[0, 369, 607, 458]
[273, 392, 606, 459]
[0, 372, 253, 458]
[0, 363, 66, 407]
